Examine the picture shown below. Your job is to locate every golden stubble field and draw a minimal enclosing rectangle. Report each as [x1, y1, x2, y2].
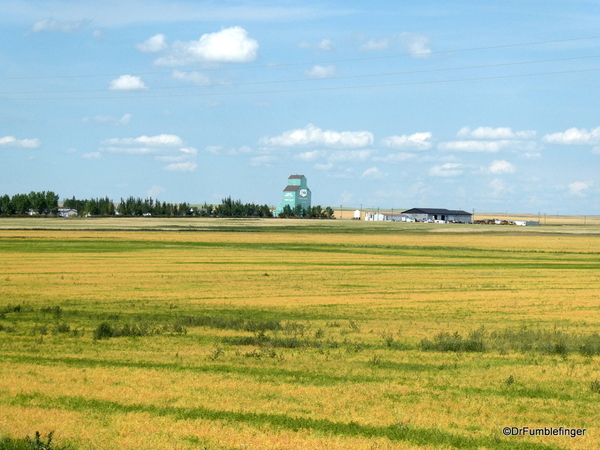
[1, 220, 600, 450]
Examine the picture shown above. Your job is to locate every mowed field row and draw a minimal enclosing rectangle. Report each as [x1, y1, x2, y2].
[1, 223, 600, 450]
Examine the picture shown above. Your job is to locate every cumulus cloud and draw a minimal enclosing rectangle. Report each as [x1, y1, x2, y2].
[438, 140, 538, 153]
[172, 70, 211, 85]
[359, 33, 431, 57]
[318, 39, 335, 51]
[568, 181, 593, 196]
[543, 126, 600, 145]
[361, 167, 386, 179]
[429, 162, 463, 177]
[359, 38, 390, 51]
[147, 185, 166, 198]
[163, 161, 197, 172]
[136, 34, 167, 53]
[372, 152, 416, 163]
[261, 124, 373, 148]
[457, 126, 536, 140]
[227, 145, 252, 155]
[296, 150, 325, 161]
[250, 155, 276, 166]
[204, 145, 223, 154]
[109, 75, 147, 91]
[400, 33, 432, 57]
[382, 132, 432, 150]
[440, 126, 539, 153]
[154, 26, 258, 65]
[487, 160, 515, 174]
[32, 17, 90, 33]
[83, 114, 132, 126]
[103, 134, 184, 148]
[155, 147, 198, 162]
[305, 65, 336, 78]
[82, 151, 102, 159]
[0, 136, 41, 148]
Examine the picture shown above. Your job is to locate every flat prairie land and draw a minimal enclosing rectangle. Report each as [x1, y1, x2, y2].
[1, 219, 599, 450]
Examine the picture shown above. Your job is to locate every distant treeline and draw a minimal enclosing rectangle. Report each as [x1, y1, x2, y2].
[0, 191, 59, 215]
[279, 204, 335, 219]
[1, 192, 334, 219]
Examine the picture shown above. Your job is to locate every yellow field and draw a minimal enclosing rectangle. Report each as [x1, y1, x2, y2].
[1, 220, 599, 450]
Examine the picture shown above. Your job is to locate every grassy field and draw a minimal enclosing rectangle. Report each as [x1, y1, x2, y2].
[1, 218, 599, 449]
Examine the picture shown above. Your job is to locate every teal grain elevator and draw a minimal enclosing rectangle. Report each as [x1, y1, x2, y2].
[275, 175, 311, 216]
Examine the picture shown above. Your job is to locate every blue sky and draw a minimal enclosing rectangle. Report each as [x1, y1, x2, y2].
[1, 0, 599, 214]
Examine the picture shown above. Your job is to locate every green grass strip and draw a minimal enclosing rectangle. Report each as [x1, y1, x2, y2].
[6, 392, 565, 450]
[0, 354, 383, 386]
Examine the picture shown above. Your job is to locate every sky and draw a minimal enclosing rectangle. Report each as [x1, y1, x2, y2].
[1, 0, 599, 214]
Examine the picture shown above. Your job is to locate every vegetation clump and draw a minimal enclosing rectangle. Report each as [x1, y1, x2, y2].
[0, 431, 70, 450]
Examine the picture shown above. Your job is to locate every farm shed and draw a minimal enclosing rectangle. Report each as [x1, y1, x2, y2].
[275, 175, 311, 216]
[402, 208, 472, 223]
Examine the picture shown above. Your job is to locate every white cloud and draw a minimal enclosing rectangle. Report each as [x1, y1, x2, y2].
[361, 166, 386, 179]
[155, 26, 258, 65]
[155, 147, 198, 162]
[261, 124, 373, 148]
[136, 34, 167, 53]
[227, 145, 252, 155]
[438, 140, 507, 152]
[250, 155, 275, 166]
[372, 152, 416, 163]
[487, 160, 515, 174]
[305, 65, 336, 78]
[82, 151, 102, 159]
[359, 38, 389, 51]
[172, 70, 211, 85]
[205, 145, 223, 154]
[101, 147, 159, 155]
[543, 126, 600, 145]
[458, 126, 536, 140]
[568, 181, 593, 196]
[438, 140, 538, 153]
[31, 17, 89, 33]
[103, 134, 184, 147]
[109, 75, 147, 91]
[429, 162, 463, 177]
[318, 39, 335, 51]
[359, 33, 431, 57]
[0, 136, 41, 148]
[382, 132, 432, 150]
[163, 161, 197, 172]
[180, 147, 198, 155]
[400, 33, 431, 57]
[296, 150, 325, 161]
[315, 162, 333, 171]
[147, 185, 165, 198]
[84, 114, 132, 126]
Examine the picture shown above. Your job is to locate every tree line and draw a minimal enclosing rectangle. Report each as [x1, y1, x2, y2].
[1, 192, 335, 219]
[278, 204, 335, 219]
[0, 191, 59, 215]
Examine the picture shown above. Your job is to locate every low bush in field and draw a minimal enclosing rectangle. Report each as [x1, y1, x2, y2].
[93, 321, 186, 340]
[421, 326, 600, 356]
[174, 315, 282, 332]
[0, 431, 70, 450]
[420, 331, 486, 353]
